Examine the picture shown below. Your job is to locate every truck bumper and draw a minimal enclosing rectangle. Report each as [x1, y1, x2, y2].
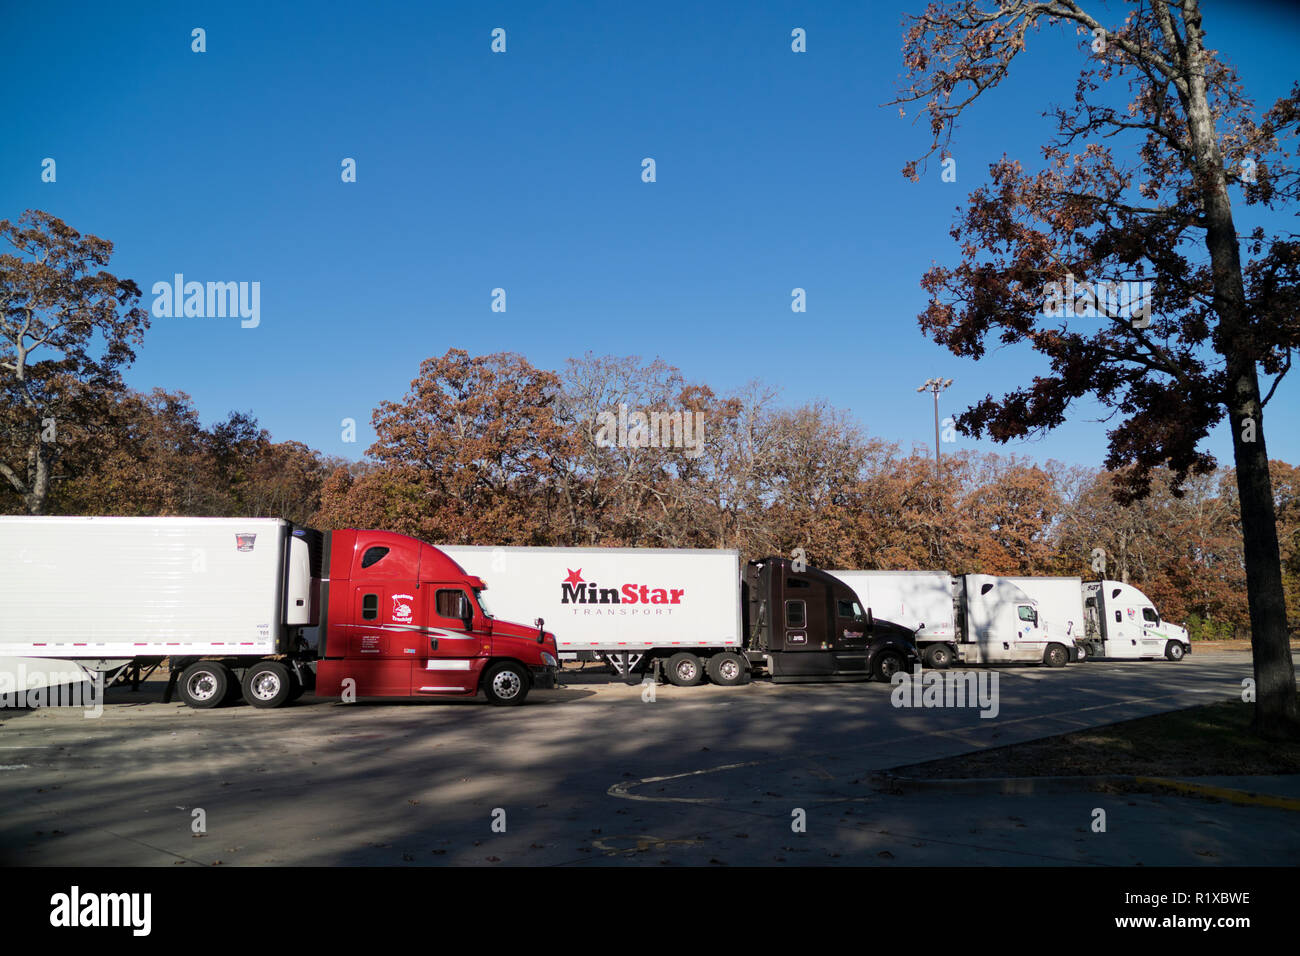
[530, 665, 558, 690]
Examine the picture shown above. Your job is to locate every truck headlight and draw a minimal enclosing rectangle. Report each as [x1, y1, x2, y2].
[540, 652, 557, 668]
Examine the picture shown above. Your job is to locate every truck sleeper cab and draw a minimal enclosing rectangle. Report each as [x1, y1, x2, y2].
[312, 529, 559, 706]
[742, 558, 919, 683]
[1082, 580, 1191, 661]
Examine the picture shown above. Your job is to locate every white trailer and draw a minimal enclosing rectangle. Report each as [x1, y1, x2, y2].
[438, 546, 743, 673]
[0, 516, 316, 706]
[439, 546, 921, 684]
[1004, 576, 1090, 660]
[829, 570, 1077, 667]
[1082, 580, 1191, 660]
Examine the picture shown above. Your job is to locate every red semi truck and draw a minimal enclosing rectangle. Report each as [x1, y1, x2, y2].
[0, 517, 559, 708]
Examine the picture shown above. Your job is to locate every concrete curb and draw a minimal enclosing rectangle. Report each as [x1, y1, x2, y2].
[873, 771, 1300, 810]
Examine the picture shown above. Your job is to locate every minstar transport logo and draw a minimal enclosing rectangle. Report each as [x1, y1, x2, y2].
[560, 568, 685, 610]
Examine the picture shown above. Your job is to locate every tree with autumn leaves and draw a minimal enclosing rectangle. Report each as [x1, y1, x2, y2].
[894, 0, 1299, 737]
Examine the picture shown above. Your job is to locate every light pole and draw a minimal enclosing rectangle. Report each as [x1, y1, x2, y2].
[916, 377, 953, 479]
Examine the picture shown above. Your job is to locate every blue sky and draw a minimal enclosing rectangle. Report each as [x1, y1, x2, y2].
[3, 0, 1297, 471]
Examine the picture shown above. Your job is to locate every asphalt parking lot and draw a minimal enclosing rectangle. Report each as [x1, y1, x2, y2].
[2, 650, 1295, 866]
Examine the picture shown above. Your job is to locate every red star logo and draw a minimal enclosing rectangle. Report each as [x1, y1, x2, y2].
[564, 568, 584, 586]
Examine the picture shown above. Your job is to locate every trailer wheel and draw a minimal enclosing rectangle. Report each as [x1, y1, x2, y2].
[923, 644, 953, 669]
[1043, 643, 1069, 668]
[705, 652, 747, 686]
[241, 661, 293, 709]
[665, 652, 704, 687]
[872, 651, 905, 683]
[1164, 641, 1186, 662]
[178, 662, 230, 709]
[483, 662, 530, 705]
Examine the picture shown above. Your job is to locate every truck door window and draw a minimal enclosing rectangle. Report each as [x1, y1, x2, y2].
[786, 600, 806, 628]
[362, 593, 379, 620]
[361, 546, 389, 569]
[1142, 608, 1159, 624]
[1017, 605, 1037, 624]
[435, 589, 468, 619]
[837, 600, 862, 618]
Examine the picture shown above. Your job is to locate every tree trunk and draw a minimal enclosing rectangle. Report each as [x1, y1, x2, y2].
[1180, 0, 1300, 738]
[1180, 0, 1297, 737]
[1229, 363, 1298, 738]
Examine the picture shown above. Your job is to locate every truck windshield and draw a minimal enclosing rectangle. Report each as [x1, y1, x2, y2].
[474, 589, 494, 618]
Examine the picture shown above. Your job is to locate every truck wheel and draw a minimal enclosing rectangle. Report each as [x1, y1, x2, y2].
[243, 661, 293, 709]
[483, 662, 530, 706]
[923, 644, 952, 669]
[1165, 641, 1186, 661]
[705, 652, 747, 686]
[665, 652, 704, 687]
[872, 651, 905, 683]
[1043, 644, 1069, 668]
[179, 662, 230, 709]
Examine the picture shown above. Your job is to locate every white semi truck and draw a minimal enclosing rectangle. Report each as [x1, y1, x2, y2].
[828, 570, 1078, 668]
[439, 546, 920, 684]
[1004, 577, 1191, 661]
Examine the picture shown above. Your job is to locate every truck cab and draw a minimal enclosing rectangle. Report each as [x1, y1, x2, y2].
[1083, 580, 1190, 661]
[957, 575, 1074, 666]
[745, 558, 919, 682]
[315, 529, 559, 704]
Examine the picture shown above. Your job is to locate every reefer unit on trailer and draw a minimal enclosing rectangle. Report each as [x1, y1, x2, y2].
[1082, 580, 1191, 660]
[0, 517, 558, 709]
[439, 546, 918, 685]
[828, 571, 1077, 667]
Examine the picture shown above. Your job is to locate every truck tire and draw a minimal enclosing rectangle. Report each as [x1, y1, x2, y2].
[1043, 644, 1069, 668]
[178, 662, 230, 709]
[923, 643, 953, 669]
[243, 661, 293, 709]
[665, 652, 704, 687]
[872, 651, 905, 683]
[483, 661, 530, 706]
[1165, 641, 1186, 661]
[705, 652, 747, 686]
